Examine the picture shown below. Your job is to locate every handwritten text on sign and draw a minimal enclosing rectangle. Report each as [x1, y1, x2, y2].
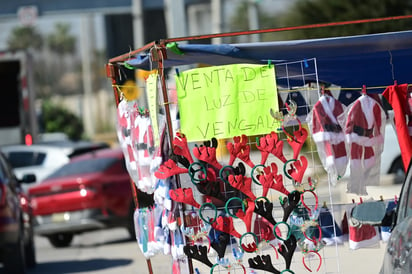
[175, 64, 278, 141]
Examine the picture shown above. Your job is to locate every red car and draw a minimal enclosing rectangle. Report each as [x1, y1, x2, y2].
[28, 148, 135, 248]
[0, 151, 36, 273]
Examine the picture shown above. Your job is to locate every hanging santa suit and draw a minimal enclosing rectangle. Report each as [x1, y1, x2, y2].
[382, 83, 412, 171]
[116, 100, 140, 184]
[307, 94, 347, 185]
[343, 94, 386, 195]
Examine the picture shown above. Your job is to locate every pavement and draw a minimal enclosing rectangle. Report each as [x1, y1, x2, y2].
[137, 175, 400, 274]
[137, 149, 402, 273]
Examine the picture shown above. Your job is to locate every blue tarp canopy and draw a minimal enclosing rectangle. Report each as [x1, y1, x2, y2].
[127, 30, 412, 90]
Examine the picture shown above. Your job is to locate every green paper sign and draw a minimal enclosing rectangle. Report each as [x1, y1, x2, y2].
[175, 64, 279, 141]
[146, 72, 160, 147]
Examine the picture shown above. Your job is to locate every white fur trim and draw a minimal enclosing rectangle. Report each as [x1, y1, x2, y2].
[320, 96, 339, 124]
[313, 131, 345, 143]
[349, 227, 380, 250]
[345, 133, 384, 146]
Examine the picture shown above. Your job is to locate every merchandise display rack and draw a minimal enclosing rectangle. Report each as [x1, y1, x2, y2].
[106, 16, 412, 273]
[108, 50, 343, 273]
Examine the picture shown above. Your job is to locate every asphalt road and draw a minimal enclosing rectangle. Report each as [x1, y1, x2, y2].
[0, 225, 388, 274]
[0, 228, 171, 274]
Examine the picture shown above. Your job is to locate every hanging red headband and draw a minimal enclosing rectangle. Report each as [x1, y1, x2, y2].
[301, 190, 320, 220]
[172, 132, 194, 164]
[192, 141, 222, 170]
[227, 134, 255, 168]
[228, 174, 256, 200]
[155, 159, 188, 179]
[256, 163, 290, 197]
[169, 188, 201, 209]
[302, 251, 322, 272]
[284, 155, 308, 184]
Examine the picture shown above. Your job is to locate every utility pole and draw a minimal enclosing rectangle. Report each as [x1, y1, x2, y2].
[131, 0, 147, 107]
[132, 0, 144, 49]
[248, 0, 260, 42]
[164, 0, 187, 38]
[80, 15, 95, 138]
[211, 0, 223, 44]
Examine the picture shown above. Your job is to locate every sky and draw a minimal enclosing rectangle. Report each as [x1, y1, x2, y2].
[0, 13, 105, 52]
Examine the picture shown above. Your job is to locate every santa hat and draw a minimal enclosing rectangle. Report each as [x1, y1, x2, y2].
[346, 205, 380, 250]
[307, 94, 347, 184]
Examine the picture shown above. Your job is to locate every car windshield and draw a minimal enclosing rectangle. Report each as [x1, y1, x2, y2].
[45, 157, 118, 179]
[7, 151, 46, 168]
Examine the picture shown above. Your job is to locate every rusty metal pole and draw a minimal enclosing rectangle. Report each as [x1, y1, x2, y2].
[154, 45, 194, 274]
[106, 63, 154, 274]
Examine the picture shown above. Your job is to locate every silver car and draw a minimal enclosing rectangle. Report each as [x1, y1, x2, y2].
[380, 160, 412, 273]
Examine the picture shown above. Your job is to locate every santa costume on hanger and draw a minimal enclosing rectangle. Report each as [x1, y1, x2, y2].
[382, 83, 412, 171]
[307, 91, 348, 185]
[343, 91, 386, 195]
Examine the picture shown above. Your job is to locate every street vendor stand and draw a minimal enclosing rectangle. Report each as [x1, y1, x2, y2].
[106, 15, 412, 274]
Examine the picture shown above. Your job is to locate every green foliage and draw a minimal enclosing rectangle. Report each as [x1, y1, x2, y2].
[228, 0, 412, 41]
[278, 0, 412, 39]
[47, 23, 76, 55]
[229, 0, 284, 42]
[7, 26, 43, 50]
[41, 100, 84, 141]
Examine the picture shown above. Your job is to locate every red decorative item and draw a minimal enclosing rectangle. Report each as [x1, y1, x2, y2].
[228, 174, 257, 200]
[212, 216, 242, 238]
[344, 94, 386, 195]
[256, 135, 271, 165]
[287, 156, 308, 183]
[173, 132, 194, 164]
[192, 144, 222, 170]
[309, 93, 348, 183]
[253, 216, 275, 242]
[286, 126, 308, 160]
[382, 83, 412, 171]
[269, 132, 288, 163]
[235, 199, 255, 232]
[227, 135, 255, 168]
[302, 251, 322, 272]
[169, 188, 201, 209]
[241, 241, 258, 253]
[155, 159, 188, 179]
[259, 163, 289, 197]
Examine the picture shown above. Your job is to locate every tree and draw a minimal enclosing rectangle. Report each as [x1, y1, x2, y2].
[7, 25, 43, 50]
[228, 0, 284, 42]
[278, 0, 412, 39]
[46, 23, 80, 96]
[47, 23, 76, 55]
[40, 100, 84, 141]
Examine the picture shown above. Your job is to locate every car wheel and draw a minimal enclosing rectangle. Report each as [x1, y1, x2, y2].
[127, 204, 136, 240]
[25, 230, 36, 268]
[4, 232, 26, 273]
[389, 157, 405, 184]
[48, 233, 74, 248]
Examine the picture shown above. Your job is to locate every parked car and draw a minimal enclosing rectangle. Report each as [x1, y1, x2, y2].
[0, 151, 36, 273]
[381, 123, 404, 179]
[36, 140, 110, 158]
[1, 141, 110, 189]
[1, 145, 70, 187]
[380, 159, 412, 273]
[28, 148, 135, 248]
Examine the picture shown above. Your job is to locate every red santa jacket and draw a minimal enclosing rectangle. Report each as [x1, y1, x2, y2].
[382, 84, 412, 171]
[345, 95, 385, 160]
